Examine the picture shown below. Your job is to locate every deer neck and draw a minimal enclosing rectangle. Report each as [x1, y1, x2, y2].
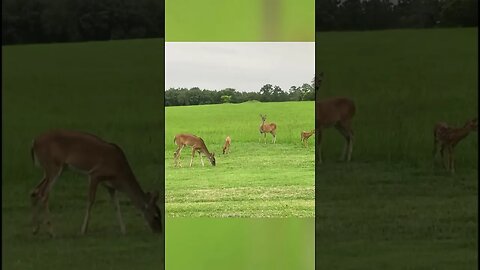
[200, 147, 212, 158]
[456, 126, 473, 140]
[121, 175, 149, 213]
[260, 120, 266, 129]
[447, 126, 472, 145]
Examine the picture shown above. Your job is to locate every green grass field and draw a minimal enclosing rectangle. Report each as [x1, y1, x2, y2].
[166, 0, 314, 41]
[2, 39, 165, 269]
[3, 27, 478, 270]
[315, 28, 478, 269]
[165, 101, 315, 217]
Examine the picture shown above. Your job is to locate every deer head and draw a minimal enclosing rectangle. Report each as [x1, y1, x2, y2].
[208, 152, 216, 166]
[260, 114, 267, 122]
[465, 118, 478, 131]
[143, 191, 162, 233]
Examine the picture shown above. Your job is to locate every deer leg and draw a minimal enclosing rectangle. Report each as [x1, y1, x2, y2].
[448, 147, 455, 174]
[346, 130, 354, 162]
[81, 177, 100, 235]
[200, 151, 205, 167]
[31, 164, 62, 236]
[440, 145, 447, 170]
[271, 131, 276, 144]
[432, 139, 439, 169]
[31, 176, 47, 235]
[178, 146, 185, 167]
[264, 133, 267, 144]
[335, 125, 349, 161]
[32, 192, 54, 237]
[106, 187, 126, 234]
[174, 145, 184, 167]
[43, 195, 55, 237]
[190, 148, 196, 167]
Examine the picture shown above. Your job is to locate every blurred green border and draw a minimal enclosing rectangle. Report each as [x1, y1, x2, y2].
[166, 218, 314, 270]
[166, 0, 314, 41]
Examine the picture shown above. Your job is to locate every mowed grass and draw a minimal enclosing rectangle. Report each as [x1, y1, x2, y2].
[315, 28, 478, 269]
[2, 39, 165, 269]
[165, 101, 315, 217]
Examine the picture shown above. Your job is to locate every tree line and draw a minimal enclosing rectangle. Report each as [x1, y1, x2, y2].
[165, 83, 315, 107]
[316, 0, 477, 31]
[2, 0, 164, 45]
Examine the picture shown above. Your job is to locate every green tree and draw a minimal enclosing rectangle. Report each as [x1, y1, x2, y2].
[259, 84, 273, 102]
[221, 95, 232, 103]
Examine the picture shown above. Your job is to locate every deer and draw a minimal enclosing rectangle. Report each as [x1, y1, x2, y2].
[301, 130, 315, 148]
[315, 72, 356, 164]
[259, 114, 277, 144]
[433, 118, 478, 173]
[29, 130, 162, 237]
[223, 136, 231, 154]
[173, 134, 216, 167]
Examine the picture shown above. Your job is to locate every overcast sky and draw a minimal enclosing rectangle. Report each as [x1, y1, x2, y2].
[165, 42, 315, 92]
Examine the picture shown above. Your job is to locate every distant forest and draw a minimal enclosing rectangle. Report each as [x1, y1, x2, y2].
[165, 82, 316, 106]
[3, 0, 476, 44]
[316, 0, 478, 31]
[2, 0, 164, 45]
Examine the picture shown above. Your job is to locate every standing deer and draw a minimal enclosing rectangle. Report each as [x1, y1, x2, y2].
[301, 130, 315, 148]
[259, 114, 277, 144]
[29, 130, 162, 237]
[433, 118, 478, 173]
[315, 72, 356, 164]
[223, 136, 231, 154]
[174, 134, 216, 167]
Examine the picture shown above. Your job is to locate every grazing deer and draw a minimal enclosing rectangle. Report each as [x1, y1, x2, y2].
[223, 136, 231, 154]
[315, 72, 356, 164]
[301, 130, 315, 148]
[259, 114, 277, 144]
[29, 130, 162, 237]
[433, 118, 478, 173]
[174, 134, 216, 167]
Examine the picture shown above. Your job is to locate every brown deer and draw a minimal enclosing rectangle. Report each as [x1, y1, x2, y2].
[301, 130, 315, 147]
[29, 130, 162, 237]
[315, 72, 356, 164]
[223, 136, 231, 154]
[433, 118, 478, 173]
[174, 134, 216, 167]
[259, 114, 277, 144]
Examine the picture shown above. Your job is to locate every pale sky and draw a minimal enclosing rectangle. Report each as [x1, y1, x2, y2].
[165, 42, 315, 92]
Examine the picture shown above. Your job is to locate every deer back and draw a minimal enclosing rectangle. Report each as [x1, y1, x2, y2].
[316, 97, 355, 127]
[260, 122, 277, 133]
